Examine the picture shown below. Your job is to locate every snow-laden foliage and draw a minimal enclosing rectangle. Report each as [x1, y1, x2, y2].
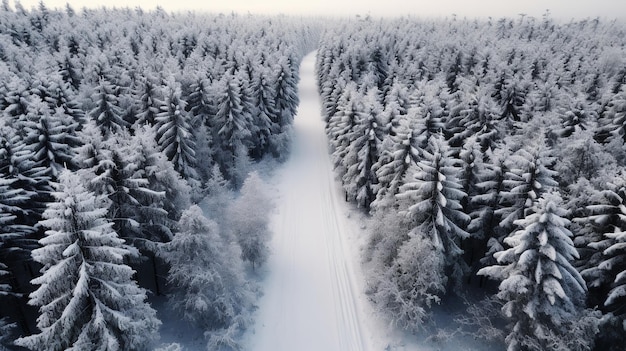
[318, 15, 626, 345]
[228, 172, 274, 270]
[479, 194, 597, 350]
[15, 171, 160, 351]
[0, 3, 319, 346]
[162, 205, 254, 349]
[396, 135, 470, 289]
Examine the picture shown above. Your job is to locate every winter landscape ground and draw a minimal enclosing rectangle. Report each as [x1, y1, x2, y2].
[243, 51, 372, 351]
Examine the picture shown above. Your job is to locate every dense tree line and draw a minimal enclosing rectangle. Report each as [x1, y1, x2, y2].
[317, 15, 626, 350]
[0, 2, 316, 350]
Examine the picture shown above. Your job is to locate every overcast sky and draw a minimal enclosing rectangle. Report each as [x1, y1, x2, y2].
[14, 0, 626, 20]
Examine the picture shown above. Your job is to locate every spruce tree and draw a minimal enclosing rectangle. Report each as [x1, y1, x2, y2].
[156, 86, 197, 180]
[479, 194, 594, 351]
[396, 135, 470, 288]
[342, 90, 384, 209]
[162, 205, 252, 332]
[15, 171, 160, 351]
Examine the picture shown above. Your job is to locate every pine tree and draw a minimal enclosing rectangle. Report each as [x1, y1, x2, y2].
[274, 57, 299, 128]
[22, 100, 76, 178]
[212, 75, 253, 180]
[328, 82, 360, 176]
[250, 71, 280, 159]
[156, 86, 197, 180]
[162, 205, 252, 332]
[470, 147, 510, 267]
[228, 172, 272, 270]
[396, 135, 470, 288]
[14, 171, 160, 351]
[0, 125, 48, 253]
[132, 125, 191, 225]
[186, 76, 215, 126]
[580, 179, 626, 323]
[89, 78, 129, 136]
[371, 115, 421, 212]
[133, 76, 162, 127]
[496, 142, 559, 238]
[342, 90, 384, 209]
[479, 194, 594, 351]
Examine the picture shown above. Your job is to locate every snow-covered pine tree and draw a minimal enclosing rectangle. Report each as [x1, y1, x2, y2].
[408, 84, 446, 150]
[576, 181, 620, 289]
[133, 76, 163, 127]
[228, 172, 272, 270]
[327, 82, 359, 175]
[478, 194, 596, 351]
[212, 74, 253, 181]
[89, 78, 129, 136]
[57, 54, 82, 92]
[185, 75, 215, 128]
[494, 71, 527, 126]
[395, 134, 470, 289]
[579, 178, 626, 325]
[371, 115, 421, 213]
[448, 88, 500, 151]
[22, 100, 77, 178]
[320, 73, 346, 123]
[2, 76, 31, 122]
[43, 77, 85, 126]
[602, 86, 626, 145]
[15, 171, 160, 351]
[274, 56, 299, 129]
[248, 70, 277, 159]
[0, 124, 48, 255]
[470, 147, 510, 267]
[127, 125, 191, 242]
[162, 205, 253, 337]
[556, 94, 597, 138]
[342, 89, 384, 209]
[156, 85, 198, 181]
[495, 141, 559, 240]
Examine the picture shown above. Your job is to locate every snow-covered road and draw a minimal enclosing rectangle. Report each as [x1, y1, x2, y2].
[245, 52, 372, 351]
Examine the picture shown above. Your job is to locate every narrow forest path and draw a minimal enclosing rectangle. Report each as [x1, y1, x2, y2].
[244, 52, 373, 351]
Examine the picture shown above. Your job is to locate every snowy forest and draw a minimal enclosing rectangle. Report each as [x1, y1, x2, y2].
[0, 2, 317, 350]
[2, 1, 626, 350]
[316, 16, 626, 351]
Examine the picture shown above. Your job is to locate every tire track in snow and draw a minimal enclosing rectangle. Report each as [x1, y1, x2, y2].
[245, 51, 371, 351]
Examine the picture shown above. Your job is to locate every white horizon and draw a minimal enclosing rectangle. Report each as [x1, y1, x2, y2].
[9, 0, 626, 21]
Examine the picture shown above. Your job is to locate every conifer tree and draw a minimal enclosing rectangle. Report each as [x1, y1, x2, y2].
[228, 172, 272, 270]
[274, 57, 299, 128]
[371, 116, 421, 212]
[162, 205, 252, 332]
[89, 78, 129, 136]
[496, 142, 559, 238]
[134, 76, 162, 127]
[342, 90, 384, 209]
[396, 135, 470, 288]
[212, 75, 253, 180]
[15, 171, 160, 351]
[156, 86, 197, 180]
[479, 194, 595, 351]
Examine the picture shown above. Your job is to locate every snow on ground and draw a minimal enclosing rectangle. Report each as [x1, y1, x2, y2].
[243, 51, 379, 351]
